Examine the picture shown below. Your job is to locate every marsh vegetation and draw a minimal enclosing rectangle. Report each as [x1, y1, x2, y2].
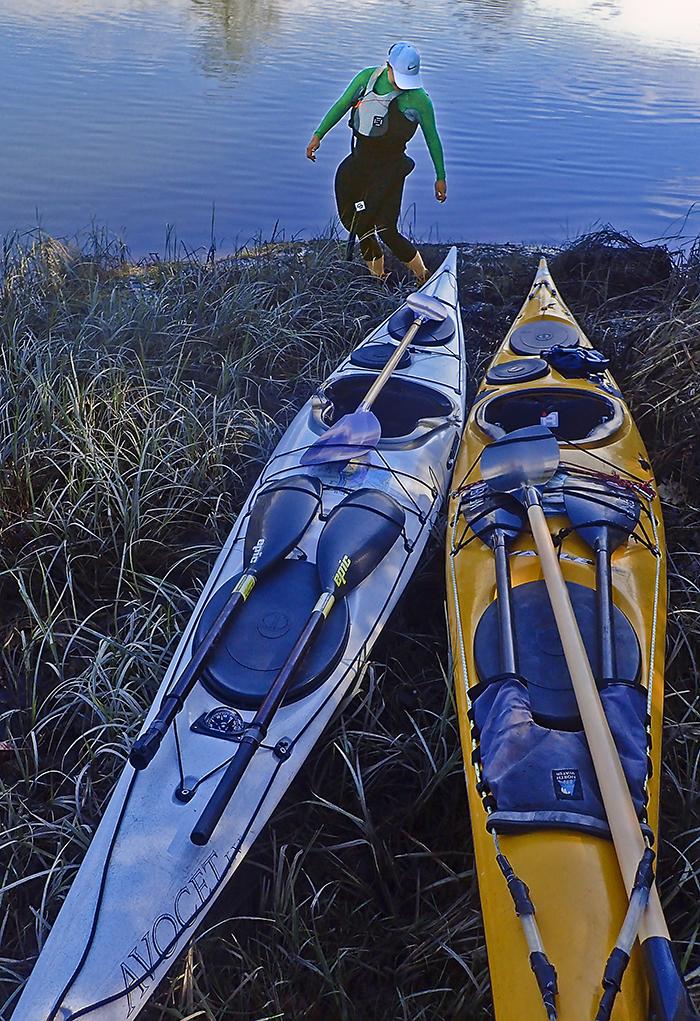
[0, 230, 698, 1019]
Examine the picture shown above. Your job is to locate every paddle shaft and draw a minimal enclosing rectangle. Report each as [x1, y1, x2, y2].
[493, 532, 518, 675]
[528, 504, 700, 1018]
[130, 474, 324, 769]
[563, 480, 642, 683]
[359, 316, 425, 412]
[595, 541, 618, 680]
[131, 575, 255, 769]
[191, 594, 333, 845]
[524, 489, 668, 942]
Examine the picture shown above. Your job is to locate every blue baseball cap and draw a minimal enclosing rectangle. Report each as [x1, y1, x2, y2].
[387, 41, 423, 90]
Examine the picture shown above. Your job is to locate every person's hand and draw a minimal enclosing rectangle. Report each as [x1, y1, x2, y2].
[435, 179, 447, 203]
[306, 135, 321, 161]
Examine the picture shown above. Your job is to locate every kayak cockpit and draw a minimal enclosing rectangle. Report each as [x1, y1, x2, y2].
[476, 386, 623, 443]
[314, 374, 455, 442]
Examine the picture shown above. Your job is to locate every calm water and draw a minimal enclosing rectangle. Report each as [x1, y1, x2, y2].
[1, 0, 700, 253]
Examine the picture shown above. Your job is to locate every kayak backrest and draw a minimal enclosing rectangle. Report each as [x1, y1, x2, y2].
[476, 387, 624, 443]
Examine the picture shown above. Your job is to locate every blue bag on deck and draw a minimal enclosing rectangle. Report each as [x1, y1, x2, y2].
[544, 344, 610, 378]
[471, 677, 648, 838]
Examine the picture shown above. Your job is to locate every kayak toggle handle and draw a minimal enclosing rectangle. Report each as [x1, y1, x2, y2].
[595, 847, 656, 1021]
[530, 953, 559, 1021]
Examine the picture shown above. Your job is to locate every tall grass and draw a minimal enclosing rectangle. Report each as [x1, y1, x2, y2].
[0, 229, 697, 1019]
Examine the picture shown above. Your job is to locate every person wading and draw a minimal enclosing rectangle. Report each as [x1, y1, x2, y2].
[306, 41, 446, 284]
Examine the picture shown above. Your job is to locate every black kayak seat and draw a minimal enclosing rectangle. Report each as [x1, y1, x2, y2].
[321, 374, 454, 438]
[193, 560, 350, 709]
[475, 386, 624, 443]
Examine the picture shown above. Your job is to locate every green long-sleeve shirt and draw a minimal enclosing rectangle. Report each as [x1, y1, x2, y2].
[315, 66, 446, 181]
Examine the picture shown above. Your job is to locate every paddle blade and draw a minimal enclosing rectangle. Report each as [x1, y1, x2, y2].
[481, 425, 560, 495]
[243, 474, 322, 573]
[300, 410, 381, 466]
[406, 291, 448, 322]
[460, 489, 526, 547]
[316, 489, 405, 596]
[563, 476, 640, 553]
[643, 937, 700, 1021]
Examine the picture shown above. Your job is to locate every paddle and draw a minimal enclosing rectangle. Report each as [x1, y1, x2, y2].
[190, 488, 406, 846]
[563, 476, 640, 681]
[563, 475, 671, 1020]
[130, 475, 323, 770]
[481, 426, 699, 1021]
[463, 492, 525, 674]
[300, 291, 447, 466]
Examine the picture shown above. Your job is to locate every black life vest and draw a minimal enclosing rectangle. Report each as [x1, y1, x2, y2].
[348, 66, 419, 163]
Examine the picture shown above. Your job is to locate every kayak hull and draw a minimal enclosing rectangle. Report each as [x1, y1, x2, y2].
[447, 259, 665, 1021]
[14, 249, 466, 1021]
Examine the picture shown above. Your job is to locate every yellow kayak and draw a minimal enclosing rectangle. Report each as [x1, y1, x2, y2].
[446, 258, 674, 1020]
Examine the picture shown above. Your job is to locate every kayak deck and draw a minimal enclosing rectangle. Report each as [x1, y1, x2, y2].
[447, 258, 666, 1021]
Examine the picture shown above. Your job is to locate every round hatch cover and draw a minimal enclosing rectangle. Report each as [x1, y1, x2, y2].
[486, 358, 549, 385]
[194, 560, 350, 709]
[510, 321, 579, 355]
[351, 342, 412, 370]
[474, 580, 640, 728]
[387, 305, 455, 346]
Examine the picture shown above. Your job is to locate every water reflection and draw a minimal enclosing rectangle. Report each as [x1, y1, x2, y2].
[189, 0, 280, 77]
[2, 0, 155, 23]
[453, 0, 524, 20]
[0, 0, 698, 250]
[448, 0, 525, 51]
[536, 0, 700, 52]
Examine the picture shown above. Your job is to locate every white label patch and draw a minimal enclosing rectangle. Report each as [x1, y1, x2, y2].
[540, 411, 559, 428]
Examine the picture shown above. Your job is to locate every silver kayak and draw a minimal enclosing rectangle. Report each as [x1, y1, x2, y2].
[13, 246, 466, 1021]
